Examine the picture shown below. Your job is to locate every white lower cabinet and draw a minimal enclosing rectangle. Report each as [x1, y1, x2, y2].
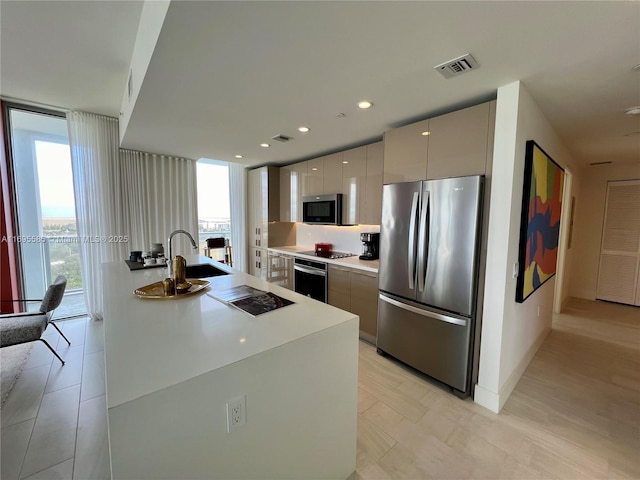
[328, 264, 379, 343]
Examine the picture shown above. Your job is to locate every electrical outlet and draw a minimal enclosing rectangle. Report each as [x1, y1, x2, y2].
[226, 395, 246, 433]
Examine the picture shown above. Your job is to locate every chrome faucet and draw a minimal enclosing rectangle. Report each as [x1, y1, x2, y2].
[167, 229, 198, 277]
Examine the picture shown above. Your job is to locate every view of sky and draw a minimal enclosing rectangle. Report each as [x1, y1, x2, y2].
[34, 141, 231, 221]
[196, 161, 230, 219]
[35, 140, 76, 218]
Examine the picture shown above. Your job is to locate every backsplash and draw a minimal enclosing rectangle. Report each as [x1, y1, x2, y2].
[296, 223, 380, 254]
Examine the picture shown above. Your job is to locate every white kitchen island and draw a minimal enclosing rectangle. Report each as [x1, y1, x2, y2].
[103, 255, 358, 480]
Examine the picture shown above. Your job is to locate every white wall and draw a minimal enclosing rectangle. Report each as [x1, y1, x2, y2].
[119, 0, 170, 143]
[475, 81, 581, 413]
[296, 223, 380, 254]
[568, 162, 640, 300]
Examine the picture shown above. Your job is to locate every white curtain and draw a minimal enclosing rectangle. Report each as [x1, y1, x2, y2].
[67, 112, 126, 320]
[229, 162, 247, 272]
[68, 112, 198, 320]
[120, 150, 198, 257]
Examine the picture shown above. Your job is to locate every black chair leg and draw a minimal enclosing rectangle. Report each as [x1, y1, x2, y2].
[38, 339, 65, 365]
[49, 321, 71, 346]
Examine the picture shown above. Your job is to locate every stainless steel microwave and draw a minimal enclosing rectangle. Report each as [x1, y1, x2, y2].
[302, 194, 342, 225]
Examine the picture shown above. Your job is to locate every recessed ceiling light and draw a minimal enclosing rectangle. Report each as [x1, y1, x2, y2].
[357, 101, 373, 109]
[260, 143, 270, 148]
[298, 126, 310, 133]
[633, 64, 640, 72]
[342, 161, 349, 164]
[234, 154, 243, 159]
[336, 113, 346, 118]
[421, 131, 430, 136]
[624, 131, 640, 137]
[311, 167, 318, 171]
[625, 106, 640, 116]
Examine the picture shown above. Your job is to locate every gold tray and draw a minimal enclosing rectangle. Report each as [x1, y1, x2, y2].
[134, 279, 210, 299]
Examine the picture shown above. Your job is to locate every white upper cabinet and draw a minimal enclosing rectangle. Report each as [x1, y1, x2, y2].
[342, 146, 366, 225]
[383, 118, 430, 184]
[305, 158, 324, 196]
[322, 152, 344, 195]
[364, 141, 383, 225]
[426, 101, 496, 179]
[382, 101, 496, 184]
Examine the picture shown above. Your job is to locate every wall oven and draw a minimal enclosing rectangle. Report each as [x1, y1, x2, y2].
[294, 257, 327, 303]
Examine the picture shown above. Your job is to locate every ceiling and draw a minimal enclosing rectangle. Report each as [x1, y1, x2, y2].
[2, 1, 639, 168]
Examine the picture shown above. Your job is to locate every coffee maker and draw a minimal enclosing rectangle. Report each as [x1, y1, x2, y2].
[359, 232, 380, 260]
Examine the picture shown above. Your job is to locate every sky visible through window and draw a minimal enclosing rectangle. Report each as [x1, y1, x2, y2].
[35, 140, 76, 219]
[196, 161, 230, 219]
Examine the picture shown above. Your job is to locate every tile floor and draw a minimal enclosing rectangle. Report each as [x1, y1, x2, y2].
[1, 317, 109, 480]
[1, 298, 638, 479]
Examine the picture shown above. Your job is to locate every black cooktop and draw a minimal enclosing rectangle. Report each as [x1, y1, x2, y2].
[299, 250, 355, 259]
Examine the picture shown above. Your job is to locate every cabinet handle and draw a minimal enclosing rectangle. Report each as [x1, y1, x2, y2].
[352, 271, 377, 279]
[331, 266, 351, 272]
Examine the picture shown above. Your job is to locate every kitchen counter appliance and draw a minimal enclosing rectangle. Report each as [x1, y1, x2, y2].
[359, 233, 379, 260]
[377, 175, 484, 397]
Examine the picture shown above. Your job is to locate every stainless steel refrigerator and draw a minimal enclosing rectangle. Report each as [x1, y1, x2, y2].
[377, 175, 484, 397]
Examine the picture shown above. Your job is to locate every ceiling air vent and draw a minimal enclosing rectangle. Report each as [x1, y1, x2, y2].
[272, 134, 292, 143]
[589, 161, 613, 166]
[434, 54, 479, 79]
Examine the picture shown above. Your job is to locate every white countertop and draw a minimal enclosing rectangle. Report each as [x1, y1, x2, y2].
[103, 255, 358, 408]
[268, 245, 379, 273]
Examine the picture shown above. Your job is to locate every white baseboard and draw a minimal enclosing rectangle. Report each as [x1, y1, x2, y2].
[473, 384, 501, 413]
[474, 326, 550, 413]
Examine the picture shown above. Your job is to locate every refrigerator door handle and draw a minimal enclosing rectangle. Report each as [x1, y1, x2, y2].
[407, 191, 419, 290]
[379, 294, 468, 327]
[417, 190, 429, 292]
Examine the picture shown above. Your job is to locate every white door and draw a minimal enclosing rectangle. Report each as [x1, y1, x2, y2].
[596, 180, 640, 306]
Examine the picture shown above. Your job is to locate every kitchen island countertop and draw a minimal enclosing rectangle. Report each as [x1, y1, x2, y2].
[104, 254, 358, 479]
[103, 254, 358, 408]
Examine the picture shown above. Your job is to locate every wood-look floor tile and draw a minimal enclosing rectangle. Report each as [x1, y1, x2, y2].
[1, 365, 49, 428]
[73, 395, 110, 480]
[83, 319, 104, 355]
[356, 414, 396, 470]
[359, 371, 428, 423]
[22, 342, 54, 371]
[31, 384, 80, 434]
[376, 443, 425, 479]
[44, 345, 84, 394]
[19, 426, 77, 479]
[357, 387, 378, 414]
[1, 418, 35, 480]
[80, 350, 105, 402]
[20, 384, 81, 478]
[22, 459, 73, 480]
[362, 400, 405, 438]
[58, 318, 87, 346]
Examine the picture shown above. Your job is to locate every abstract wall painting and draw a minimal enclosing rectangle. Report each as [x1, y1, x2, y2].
[516, 140, 565, 303]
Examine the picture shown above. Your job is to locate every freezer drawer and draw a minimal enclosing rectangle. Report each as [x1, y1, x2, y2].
[377, 293, 472, 393]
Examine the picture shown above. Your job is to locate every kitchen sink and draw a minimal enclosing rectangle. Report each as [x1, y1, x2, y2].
[185, 263, 229, 278]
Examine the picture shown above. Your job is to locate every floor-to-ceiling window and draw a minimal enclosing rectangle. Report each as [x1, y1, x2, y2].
[196, 159, 231, 262]
[4, 105, 87, 317]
